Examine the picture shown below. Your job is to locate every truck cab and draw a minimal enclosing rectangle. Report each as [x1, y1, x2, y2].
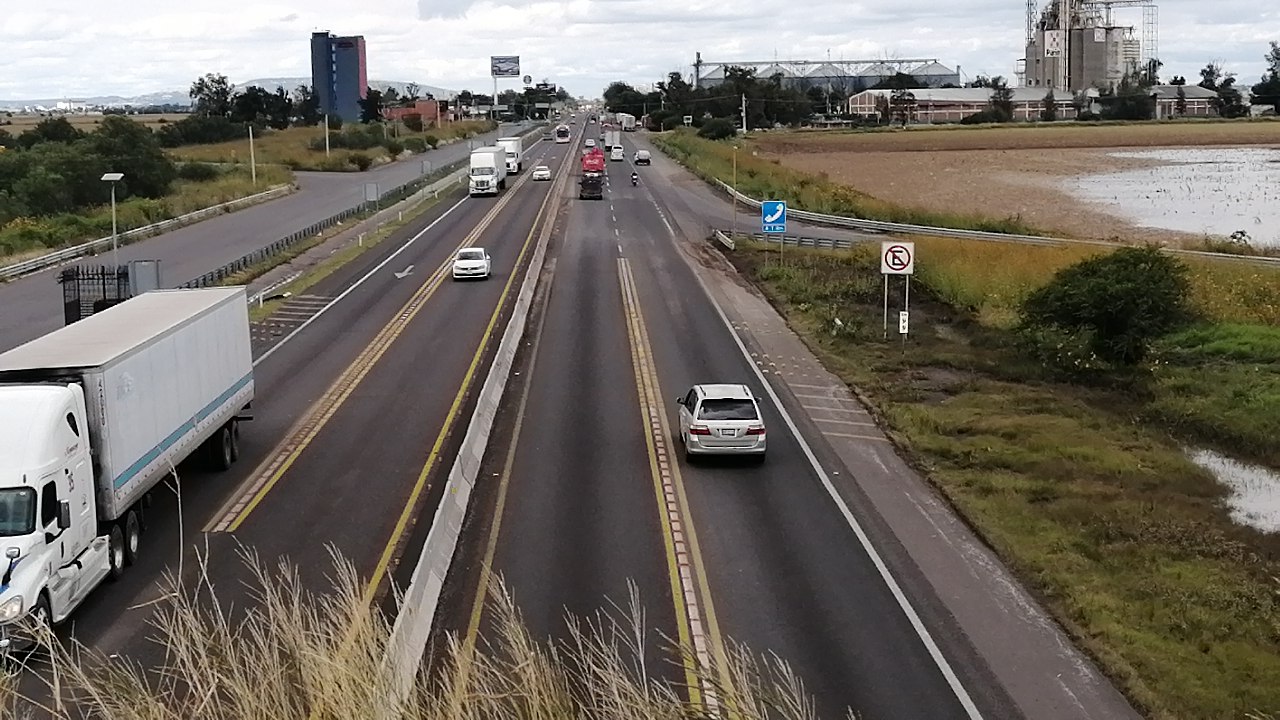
[0, 384, 111, 650]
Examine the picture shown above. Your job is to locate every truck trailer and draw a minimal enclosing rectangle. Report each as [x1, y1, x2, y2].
[469, 146, 508, 196]
[0, 287, 254, 650]
[496, 136, 524, 174]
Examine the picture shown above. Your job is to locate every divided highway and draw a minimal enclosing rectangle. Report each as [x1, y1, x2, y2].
[15, 121, 583, 709]
[0, 121, 533, 351]
[432, 133, 1024, 718]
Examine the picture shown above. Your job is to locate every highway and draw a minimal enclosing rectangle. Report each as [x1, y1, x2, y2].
[13, 120, 582, 710]
[0, 121, 535, 352]
[428, 134, 1008, 718]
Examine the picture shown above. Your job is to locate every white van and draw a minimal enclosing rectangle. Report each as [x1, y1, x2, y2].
[610, 146, 625, 161]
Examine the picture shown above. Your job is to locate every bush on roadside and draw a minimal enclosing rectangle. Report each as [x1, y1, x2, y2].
[6, 552, 818, 720]
[348, 152, 373, 171]
[697, 117, 736, 140]
[1017, 245, 1195, 368]
[403, 113, 424, 132]
[176, 162, 221, 182]
[423, 134, 439, 148]
[385, 140, 405, 157]
[402, 137, 428, 153]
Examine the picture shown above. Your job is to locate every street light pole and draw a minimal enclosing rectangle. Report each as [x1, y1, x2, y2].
[100, 172, 124, 269]
[731, 146, 738, 243]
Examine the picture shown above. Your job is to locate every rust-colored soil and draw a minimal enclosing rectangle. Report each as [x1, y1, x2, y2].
[753, 122, 1280, 242]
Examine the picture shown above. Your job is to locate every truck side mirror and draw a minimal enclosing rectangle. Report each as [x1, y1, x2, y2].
[58, 501, 71, 531]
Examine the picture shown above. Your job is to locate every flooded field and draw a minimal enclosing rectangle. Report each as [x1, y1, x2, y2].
[1064, 147, 1280, 247]
[1187, 447, 1280, 533]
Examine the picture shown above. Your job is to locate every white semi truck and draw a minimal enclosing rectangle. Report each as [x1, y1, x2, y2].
[496, 136, 524, 175]
[0, 286, 254, 651]
[469, 146, 508, 196]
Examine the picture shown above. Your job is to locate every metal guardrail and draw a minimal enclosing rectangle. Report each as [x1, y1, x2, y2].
[711, 179, 1280, 268]
[181, 123, 546, 289]
[0, 184, 293, 282]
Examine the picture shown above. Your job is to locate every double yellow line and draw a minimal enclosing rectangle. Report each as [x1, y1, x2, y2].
[617, 257, 734, 713]
[206, 144, 552, 536]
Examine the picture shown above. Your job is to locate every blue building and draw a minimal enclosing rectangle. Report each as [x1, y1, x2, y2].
[310, 32, 368, 123]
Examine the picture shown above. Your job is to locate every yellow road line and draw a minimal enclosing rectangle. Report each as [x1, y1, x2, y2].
[206, 151, 544, 534]
[359, 141, 574, 607]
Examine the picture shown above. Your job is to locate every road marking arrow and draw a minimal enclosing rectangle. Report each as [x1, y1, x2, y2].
[393, 264, 414, 279]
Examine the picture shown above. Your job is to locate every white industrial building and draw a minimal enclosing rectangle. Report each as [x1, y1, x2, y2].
[692, 53, 962, 93]
[847, 84, 1218, 123]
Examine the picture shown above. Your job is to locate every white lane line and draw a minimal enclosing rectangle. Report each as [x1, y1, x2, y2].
[655, 199, 986, 720]
[824, 432, 891, 442]
[815, 417, 879, 428]
[253, 196, 471, 367]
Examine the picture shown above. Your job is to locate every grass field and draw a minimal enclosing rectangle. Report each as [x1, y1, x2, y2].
[0, 164, 293, 263]
[723, 237, 1280, 719]
[0, 112, 187, 134]
[169, 119, 497, 172]
[754, 118, 1280, 153]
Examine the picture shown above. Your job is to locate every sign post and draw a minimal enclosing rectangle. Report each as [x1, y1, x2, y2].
[880, 241, 915, 340]
[761, 200, 787, 261]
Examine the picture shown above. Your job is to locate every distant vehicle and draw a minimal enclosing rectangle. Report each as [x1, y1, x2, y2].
[452, 247, 492, 280]
[0, 287, 254, 650]
[610, 146, 625, 162]
[532, 165, 552, 181]
[617, 112, 637, 131]
[634, 150, 651, 165]
[468, 147, 508, 196]
[554, 124, 571, 143]
[675, 384, 767, 462]
[585, 139, 596, 148]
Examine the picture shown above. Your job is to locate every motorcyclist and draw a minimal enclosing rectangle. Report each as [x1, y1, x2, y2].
[631, 172, 639, 186]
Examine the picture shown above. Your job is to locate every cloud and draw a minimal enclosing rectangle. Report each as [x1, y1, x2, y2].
[0, 0, 1276, 101]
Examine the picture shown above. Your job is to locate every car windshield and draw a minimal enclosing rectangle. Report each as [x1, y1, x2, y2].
[698, 398, 758, 421]
[458, 250, 485, 261]
[0, 488, 37, 537]
[536, 166, 549, 172]
[470, 167, 495, 176]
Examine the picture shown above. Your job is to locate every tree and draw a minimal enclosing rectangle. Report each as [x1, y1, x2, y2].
[1018, 246, 1194, 367]
[403, 114, 424, 132]
[1251, 41, 1280, 106]
[189, 73, 234, 117]
[1198, 62, 1223, 90]
[86, 115, 176, 199]
[872, 73, 920, 90]
[292, 85, 321, 125]
[1214, 76, 1249, 117]
[1141, 58, 1163, 86]
[696, 117, 735, 140]
[1099, 71, 1156, 120]
[229, 86, 273, 126]
[1041, 90, 1058, 121]
[404, 83, 421, 103]
[988, 76, 1015, 122]
[1175, 85, 1187, 115]
[968, 75, 994, 88]
[889, 88, 916, 125]
[1169, 75, 1187, 86]
[16, 116, 84, 149]
[359, 89, 384, 123]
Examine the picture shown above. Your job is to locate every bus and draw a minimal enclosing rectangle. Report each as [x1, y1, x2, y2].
[554, 124, 571, 143]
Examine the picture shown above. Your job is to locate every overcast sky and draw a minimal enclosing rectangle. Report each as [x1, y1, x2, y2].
[1, 0, 1277, 100]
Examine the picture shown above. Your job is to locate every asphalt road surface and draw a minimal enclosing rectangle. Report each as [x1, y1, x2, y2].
[431, 133, 1022, 719]
[0, 121, 535, 352]
[11, 123, 578, 711]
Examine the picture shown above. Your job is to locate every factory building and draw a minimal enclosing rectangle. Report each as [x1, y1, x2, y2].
[692, 53, 961, 93]
[1020, 0, 1157, 93]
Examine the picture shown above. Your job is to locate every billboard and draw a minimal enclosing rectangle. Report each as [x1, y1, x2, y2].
[491, 56, 521, 77]
[1043, 30, 1065, 58]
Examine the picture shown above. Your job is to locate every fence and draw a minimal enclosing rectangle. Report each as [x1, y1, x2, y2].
[59, 265, 131, 325]
[711, 180, 1280, 268]
[0, 185, 293, 282]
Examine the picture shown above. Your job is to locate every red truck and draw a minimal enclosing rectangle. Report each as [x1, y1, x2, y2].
[580, 150, 605, 199]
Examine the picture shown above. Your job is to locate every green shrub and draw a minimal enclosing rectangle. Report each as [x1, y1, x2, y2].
[1018, 245, 1195, 366]
[697, 118, 736, 140]
[423, 134, 439, 148]
[348, 152, 373, 171]
[402, 137, 427, 153]
[176, 162, 221, 182]
[384, 140, 405, 156]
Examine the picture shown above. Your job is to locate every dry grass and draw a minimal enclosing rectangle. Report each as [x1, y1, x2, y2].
[168, 120, 496, 172]
[0, 164, 294, 261]
[2, 551, 821, 720]
[726, 240, 1280, 719]
[755, 118, 1280, 153]
[900, 235, 1280, 328]
[1, 113, 188, 134]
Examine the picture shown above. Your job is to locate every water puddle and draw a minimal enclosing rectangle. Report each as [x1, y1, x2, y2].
[1186, 447, 1280, 533]
[1064, 147, 1280, 246]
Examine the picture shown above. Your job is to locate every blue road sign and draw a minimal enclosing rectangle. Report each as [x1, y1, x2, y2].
[761, 200, 787, 234]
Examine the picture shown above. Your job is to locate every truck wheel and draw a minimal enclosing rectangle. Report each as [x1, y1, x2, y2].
[229, 420, 241, 463]
[210, 426, 233, 471]
[108, 524, 126, 580]
[124, 511, 141, 566]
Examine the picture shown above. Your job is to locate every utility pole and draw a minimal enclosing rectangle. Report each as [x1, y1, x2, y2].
[740, 93, 747, 132]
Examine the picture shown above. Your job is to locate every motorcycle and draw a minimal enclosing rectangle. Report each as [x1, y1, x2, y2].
[631, 173, 639, 187]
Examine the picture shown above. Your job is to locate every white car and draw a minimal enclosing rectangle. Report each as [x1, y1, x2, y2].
[452, 247, 491, 280]
[675, 384, 767, 462]
[532, 165, 552, 181]
[584, 139, 596, 148]
[633, 150, 651, 165]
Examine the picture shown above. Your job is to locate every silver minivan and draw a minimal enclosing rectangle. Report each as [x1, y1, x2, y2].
[675, 384, 767, 463]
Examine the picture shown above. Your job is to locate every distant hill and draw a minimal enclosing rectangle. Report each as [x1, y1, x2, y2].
[0, 78, 458, 110]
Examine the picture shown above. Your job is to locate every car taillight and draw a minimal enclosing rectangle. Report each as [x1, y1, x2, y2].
[745, 426, 765, 435]
[689, 426, 712, 435]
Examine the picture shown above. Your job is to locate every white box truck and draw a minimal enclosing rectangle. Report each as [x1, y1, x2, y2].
[618, 113, 636, 132]
[469, 146, 508, 197]
[0, 287, 254, 651]
[496, 136, 524, 175]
